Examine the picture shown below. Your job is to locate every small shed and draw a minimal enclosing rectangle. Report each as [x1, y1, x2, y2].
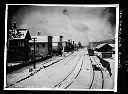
[95, 43, 114, 58]
[95, 43, 112, 52]
[88, 49, 94, 56]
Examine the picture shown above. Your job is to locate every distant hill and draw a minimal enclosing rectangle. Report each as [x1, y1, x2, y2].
[88, 39, 115, 49]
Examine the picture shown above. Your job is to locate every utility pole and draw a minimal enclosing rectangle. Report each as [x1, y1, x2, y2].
[32, 38, 37, 69]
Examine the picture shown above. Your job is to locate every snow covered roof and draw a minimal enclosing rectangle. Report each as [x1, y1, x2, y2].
[29, 36, 49, 43]
[96, 43, 115, 49]
[10, 29, 31, 40]
[95, 43, 107, 49]
[52, 36, 63, 42]
[62, 38, 69, 42]
[109, 44, 115, 48]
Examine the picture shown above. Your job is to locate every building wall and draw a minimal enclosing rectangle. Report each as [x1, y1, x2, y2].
[52, 36, 63, 50]
[29, 36, 52, 57]
[7, 39, 30, 62]
[30, 42, 48, 57]
[48, 36, 52, 55]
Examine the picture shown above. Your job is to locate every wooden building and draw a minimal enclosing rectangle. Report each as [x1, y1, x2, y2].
[62, 39, 74, 52]
[95, 43, 115, 58]
[52, 36, 63, 55]
[29, 36, 52, 58]
[7, 29, 31, 62]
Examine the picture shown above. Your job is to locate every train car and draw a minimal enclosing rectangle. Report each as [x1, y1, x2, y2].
[29, 36, 52, 59]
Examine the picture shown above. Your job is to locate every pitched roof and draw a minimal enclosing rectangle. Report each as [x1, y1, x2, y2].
[29, 36, 49, 42]
[96, 43, 107, 49]
[96, 43, 115, 49]
[109, 44, 115, 48]
[10, 29, 31, 40]
[95, 43, 113, 52]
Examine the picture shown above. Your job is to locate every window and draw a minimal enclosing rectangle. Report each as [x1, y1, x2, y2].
[42, 43, 45, 47]
[37, 43, 39, 47]
[9, 40, 14, 47]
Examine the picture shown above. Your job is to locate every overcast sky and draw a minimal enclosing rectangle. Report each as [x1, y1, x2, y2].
[9, 5, 116, 46]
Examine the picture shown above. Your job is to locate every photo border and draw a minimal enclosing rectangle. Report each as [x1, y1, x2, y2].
[4, 4, 119, 92]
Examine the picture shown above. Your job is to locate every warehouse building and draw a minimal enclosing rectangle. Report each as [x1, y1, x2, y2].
[29, 36, 52, 58]
[52, 36, 63, 55]
[95, 43, 115, 58]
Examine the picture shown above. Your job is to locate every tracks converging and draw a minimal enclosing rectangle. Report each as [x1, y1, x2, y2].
[7, 50, 90, 89]
[89, 56, 104, 89]
[54, 52, 84, 89]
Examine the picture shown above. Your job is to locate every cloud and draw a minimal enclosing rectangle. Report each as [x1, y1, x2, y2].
[10, 5, 116, 45]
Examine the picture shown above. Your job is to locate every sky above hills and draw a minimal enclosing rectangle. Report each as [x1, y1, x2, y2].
[9, 5, 116, 46]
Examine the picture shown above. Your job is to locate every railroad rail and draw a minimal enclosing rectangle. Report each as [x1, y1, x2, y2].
[54, 52, 84, 89]
[89, 55, 104, 89]
[6, 53, 73, 88]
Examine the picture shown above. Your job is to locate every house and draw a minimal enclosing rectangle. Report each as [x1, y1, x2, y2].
[95, 43, 113, 52]
[52, 36, 63, 55]
[7, 29, 31, 62]
[95, 43, 115, 58]
[29, 36, 52, 58]
[88, 39, 115, 50]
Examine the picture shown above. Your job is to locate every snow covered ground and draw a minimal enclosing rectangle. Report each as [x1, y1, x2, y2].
[6, 52, 71, 87]
[6, 48, 115, 90]
[89, 55, 115, 89]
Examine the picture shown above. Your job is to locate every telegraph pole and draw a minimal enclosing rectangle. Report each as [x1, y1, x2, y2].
[32, 38, 37, 69]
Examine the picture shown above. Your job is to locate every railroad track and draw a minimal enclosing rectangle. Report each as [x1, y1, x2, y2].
[59, 52, 78, 66]
[89, 56, 104, 89]
[6, 53, 73, 88]
[54, 52, 84, 89]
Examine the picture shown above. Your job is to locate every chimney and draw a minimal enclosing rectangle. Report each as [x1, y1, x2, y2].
[12, 22, 17, 35]
[60, 36, 63, 42]
[13, 22, 17, 29]
[37, 31, 41, 36]
[73, 41, 74, 45]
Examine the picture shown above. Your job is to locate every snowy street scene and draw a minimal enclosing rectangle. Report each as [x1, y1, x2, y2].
[5, 4, 118, 91]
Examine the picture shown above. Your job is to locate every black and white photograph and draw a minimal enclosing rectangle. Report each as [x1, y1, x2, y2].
[4, 4, 119, 91]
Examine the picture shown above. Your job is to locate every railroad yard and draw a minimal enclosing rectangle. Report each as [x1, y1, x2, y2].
[5, 5, 117, 91]
[6, 48, 115, 89]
